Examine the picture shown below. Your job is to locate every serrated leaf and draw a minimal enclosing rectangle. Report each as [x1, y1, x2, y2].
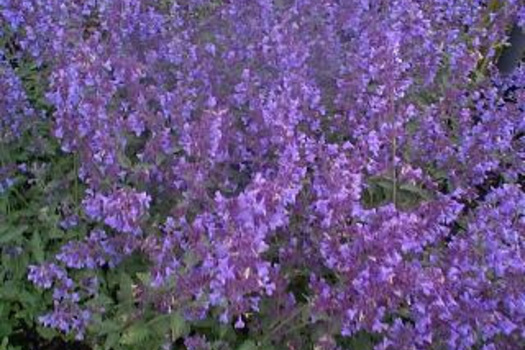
[95, 320, 122, 336]
[117, 273, 134, 305]
[398, 184, 429, 199]
[105, 332, 121, 350]
[237, 340, 258, 350]
[136, 272, 150, 285]
[12, 254, 29, 278]
[370, 177, 394, 190]
[117, 153, 133, 168]
[120, 323, 151, 346]
[0, 324, 12, 340]
[30, 231, 45, 263]
[47, 227, 64, 239]
[0, 283, 20, 300]
[217, 324, 235, 341]
[17, 290, 39, 306]
[170, 313, 189, 340]
[147, 314, 171, 337]
[36, 325, 57, 340]
[0, 225, 27, 244]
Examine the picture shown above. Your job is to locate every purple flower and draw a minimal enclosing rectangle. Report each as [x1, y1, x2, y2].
[184, 335, 210, 350]
[28, 263, 66, 289]
[234, 316, 245, 329]
[83, 189, 151, 234]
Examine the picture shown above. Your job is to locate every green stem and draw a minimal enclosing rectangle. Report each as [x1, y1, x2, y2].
[261, 303, 309, 345]
[10, 186, 30, 208]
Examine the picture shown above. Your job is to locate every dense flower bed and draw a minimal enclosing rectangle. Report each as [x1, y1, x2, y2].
[1, 1, 524, 349]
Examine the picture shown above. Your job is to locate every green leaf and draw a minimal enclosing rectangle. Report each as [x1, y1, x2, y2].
[136, 272, 150, 285]
[147, 314, 171, 337]
[0, 337, 9, 350]
[0, 225, 27, 244]
[0, 323, 12, 340]
[117, 273, 134, 306]
[104, 331, 121, 350]
[95, 320, 122, 336]
[338, 331, 378, 350]
[120, 322, 151, 346]
[170, 313, 190, 340]
[36, 325, 57, 340]
[217, 324, 236, 341]
[237, 340, 258, 350]
[30, 231, 45, 263]
[17, 290, 39, 306]
[374, 179, 394, 191]
[398, 184, 429, 199]
[47, 227, 64, 239]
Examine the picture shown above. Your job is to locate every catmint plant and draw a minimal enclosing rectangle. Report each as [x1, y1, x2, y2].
[1, 0, 524, 349]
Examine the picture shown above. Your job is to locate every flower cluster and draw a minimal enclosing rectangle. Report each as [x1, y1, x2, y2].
[0, 55, 35, 141]
[2, 0, 524, 349]
[83, 189, 151, 234]
[28, 263, 98, 339]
